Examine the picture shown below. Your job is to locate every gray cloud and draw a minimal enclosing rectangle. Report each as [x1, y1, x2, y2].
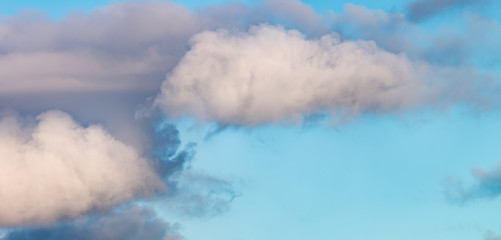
[445, 161, 501, 202]
[406, 0, 490, 22]
[1, 206, 183, 240]
[0, 110, 165, 227]
[0, 1, 200, 94]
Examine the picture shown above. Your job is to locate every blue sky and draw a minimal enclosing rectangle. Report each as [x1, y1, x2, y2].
[173, 108, 501, 240]
[0, 1, 501, 240]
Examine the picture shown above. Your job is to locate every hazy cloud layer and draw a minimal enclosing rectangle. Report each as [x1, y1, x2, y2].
[446, 161, 501, 202]
[406, 0, 490, 21]
[155, 24, 432, 126]
[1, 206, 183, 240]
[0, 110, 165, 226]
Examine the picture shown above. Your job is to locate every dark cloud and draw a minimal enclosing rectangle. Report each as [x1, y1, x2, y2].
[1, 206, 183, 240]
[406, 0, 490, 22]
[445, 161, 501, 202]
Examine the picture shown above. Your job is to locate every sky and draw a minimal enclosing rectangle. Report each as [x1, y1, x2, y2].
[0, 0, 501, 240]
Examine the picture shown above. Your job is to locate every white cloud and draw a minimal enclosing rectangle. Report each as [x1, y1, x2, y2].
[155, 24, 430, 126]
[0, 110, 165, 226]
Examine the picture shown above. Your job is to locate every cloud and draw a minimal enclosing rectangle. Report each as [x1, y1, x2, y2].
[486, 230, 501, 240]
[330, 4, 501, 67]
[158, 171, 240, 218]
[150, 123, 238, 218]
[329, 4, 422, 57]
[154, 24, 433, 126]
[0, 1, 201, 94]
[0, 109, 236, 235]
[262, 0, 326, 34]
[406, 0, 490, 22]
[0, 206, 183, 240]
[0, 0, 330, 145]
[445, 161, 501, 202]
[0, 0, 326, 95]
[0, 110, 165, 227]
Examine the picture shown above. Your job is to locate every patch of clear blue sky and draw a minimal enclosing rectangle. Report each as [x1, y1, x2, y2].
[172, 107, 501, 240]
[2, 0, 501, 239]
[0, 0, 412, 18]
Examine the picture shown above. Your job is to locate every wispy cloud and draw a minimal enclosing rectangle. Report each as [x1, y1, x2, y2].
[486, 230, 501, 240]
[405, 0, 491, 22]
[445, 161, 501, 202]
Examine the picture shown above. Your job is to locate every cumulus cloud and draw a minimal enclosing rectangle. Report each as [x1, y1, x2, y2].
[0, 206, 183, 240]
[154, 24, 432, 126]
[0, 110, 165, 226]
[406, 0, 491, 22]
[445, 161, 501, 202]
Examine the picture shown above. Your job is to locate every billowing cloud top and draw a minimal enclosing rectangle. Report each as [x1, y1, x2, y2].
[155, 25, 429, 126]
[0, 111, 165, 226]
